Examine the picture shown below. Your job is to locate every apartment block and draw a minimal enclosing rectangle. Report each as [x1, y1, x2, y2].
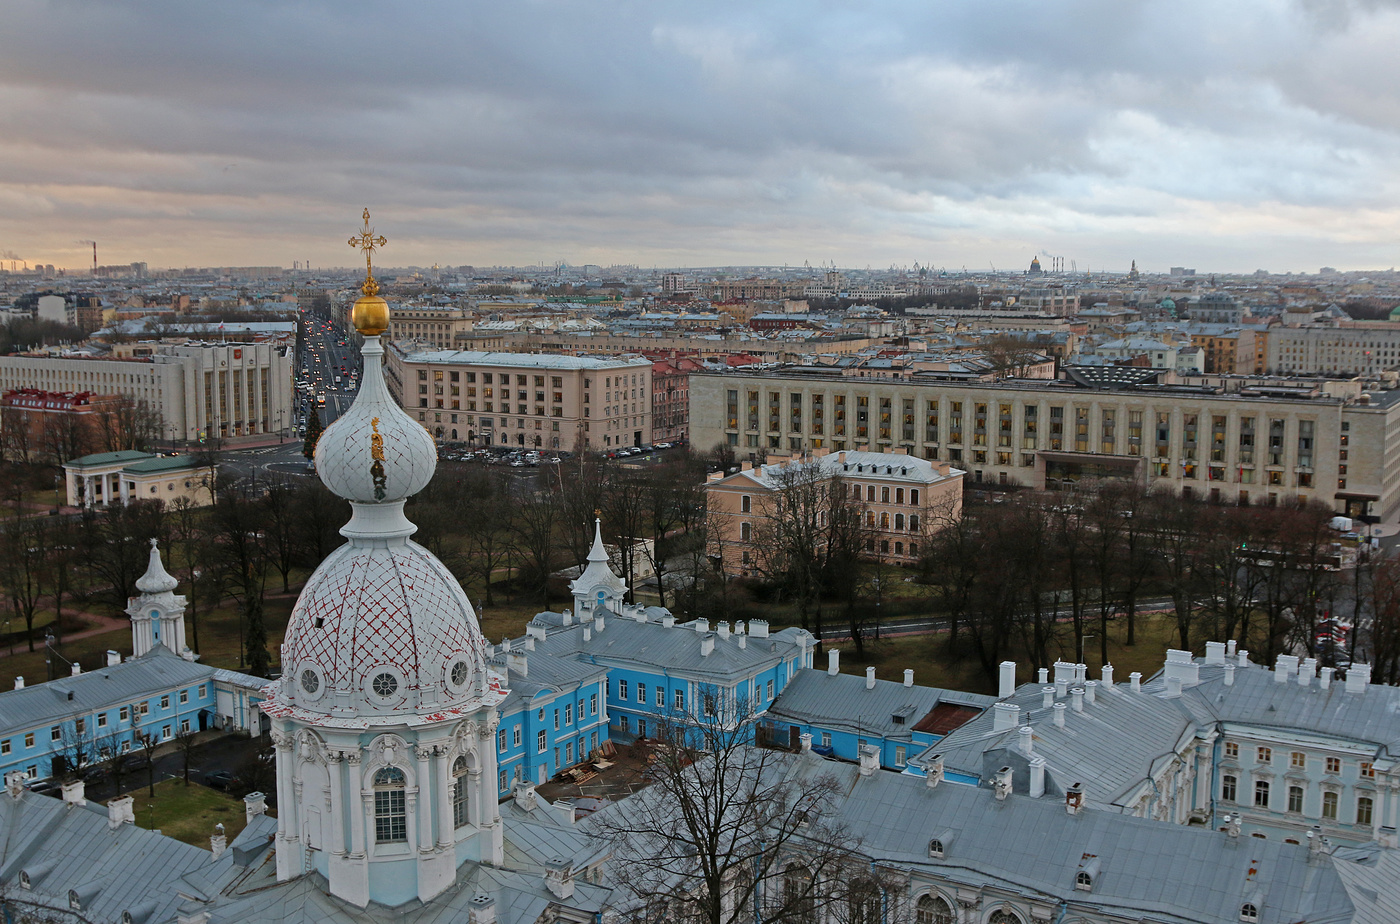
[384, 343, 652, 450]
[689, 370, 1400, 519]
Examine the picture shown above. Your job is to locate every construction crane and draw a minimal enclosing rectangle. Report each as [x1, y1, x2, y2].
[76, 240, 96, 275]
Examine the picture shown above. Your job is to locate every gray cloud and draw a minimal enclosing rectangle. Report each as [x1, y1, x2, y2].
[1, 0, 1399, 272]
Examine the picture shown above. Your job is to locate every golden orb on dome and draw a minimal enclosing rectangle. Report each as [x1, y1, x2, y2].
[352, 294, 389, 336]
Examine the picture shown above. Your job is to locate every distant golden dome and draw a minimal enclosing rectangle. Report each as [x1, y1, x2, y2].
[352, 293, 389, 336]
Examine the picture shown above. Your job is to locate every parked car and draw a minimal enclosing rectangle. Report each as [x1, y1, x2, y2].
[204, 770, 239, 791]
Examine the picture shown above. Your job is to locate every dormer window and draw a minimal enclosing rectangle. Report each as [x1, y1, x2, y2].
[69, 889, 81, 911]
[1240, 903, 1258, 922]
[927, 838, 944, 858]
[1075, 857, 1100, 892]
[1075, 871, 1092, 891]
[19, 871, 30, 889]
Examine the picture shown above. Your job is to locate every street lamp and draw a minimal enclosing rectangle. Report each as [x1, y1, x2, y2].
[1078, 634, 1096, 666]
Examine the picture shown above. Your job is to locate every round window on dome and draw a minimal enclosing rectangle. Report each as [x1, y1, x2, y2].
[300, 670, 319, 694]
[450, 661, 470, 687]
[371, 672, 399, 698]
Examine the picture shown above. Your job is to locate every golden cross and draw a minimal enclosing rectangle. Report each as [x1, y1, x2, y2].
[348, 208, 388, 296]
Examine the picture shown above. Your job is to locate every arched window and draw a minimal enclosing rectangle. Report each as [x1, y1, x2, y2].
[851, 483, 860, 499]
[866, 512, 876, 528]
[881, 487, 890, 504]
[783, 865, 815, 924]
[1240, 903, 1259, 922]
[909, 514, 920, 532]
[895, 488, 904, 504]
[895, 542, 903, 556]
[910, 489, 920, 505]
[742, 495, 752, 513]
[909, 542, 918, 557]
[1075, 871, 1092, 890]
[866, 486, 875, 502]
[453, 756, 471, 828]
[848, 879, 881, 924]
[1323, 791, 1338, 819]
[895, 513, 905, 530]
[879, 512, 890, 529]
[741, 522, 752, 541]
[373, 767, 407, 843]
[989, 910, 1023, 924]
[915, 895, 953, 924]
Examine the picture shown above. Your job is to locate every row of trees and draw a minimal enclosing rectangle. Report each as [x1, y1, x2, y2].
[920, 482, 1371, 682]
[0, 397, 162, 465]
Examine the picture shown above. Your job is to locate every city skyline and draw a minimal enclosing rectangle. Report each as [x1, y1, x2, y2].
[4, 2, 1400, 273]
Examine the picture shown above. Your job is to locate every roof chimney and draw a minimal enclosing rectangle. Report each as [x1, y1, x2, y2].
[469, 894, 497, 924]
[858, 744, 879, 777]
[1100, 663, 1114, 689]
[594, 614, 605, 633]
[1042, 686, 1055, 709]
[1299, 657, 1317, 686]
[694, 617, 710, 634]
[106, 650, 121, 667]
[1224, 663, 1235, 686]
[998, 661, 1016, 698]
[1065, 783, 1084, 815]
[925, 754, 944, 788]
[1346, 663, 1372, 693]
[1053, 702, 1066, 727]
[716, 621, 730, 640]
[211, 829, 227, 860]
[1205, 641, 1227, 665]
[1319, 666, 1334, 690]
[799, 733, 812, 753]
[992, 702, 1020, 732]
[738, 634, 746, 650]
[506, 650, 528, 678]
[13, 677, 22, 690]
[1084, 680, 1098, 705]
[828, 649, 840, 676]
[1129, 672, 1142, 692]
[1070, 688, 1085, 712]
[661, 612, 676, 628]
[1225, 813, 1241, 838]
[545, 858, 575, 900]
[865, 667, 876, 690]
[108, 795, 135, 829]
[1037, 667, 1049, 685]
[70, 662, 81, 676]
[749, 619, 769, 638]
[700, 633, 715, 657]
[60, 780, 85, 806]
[1237, 649, 1250, 667]
[1163, 649, 1199, 687]
[993, 766, 1013, 801]
[1029, 756, 1047, 798]
[583, 624, 592, 642]
[560, 609, 573, 626]
[1275, 654, 1299, 682]
[903, 669, 914, 687]
[1017, 724, 1033, 756]
[243, 792, 266, 823]
[1165, 676, 1182, 698]
[1226, 639, 1237, 657]
[1054, 678, 1069, 697]
[1054, 661, 1075, 683]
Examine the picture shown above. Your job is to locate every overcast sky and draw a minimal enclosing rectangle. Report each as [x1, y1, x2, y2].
[3, 0, 1400, 274]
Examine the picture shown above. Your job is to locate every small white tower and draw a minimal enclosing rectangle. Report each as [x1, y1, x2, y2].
[126, 539, 191, 659]
[570, 518, 626, 618]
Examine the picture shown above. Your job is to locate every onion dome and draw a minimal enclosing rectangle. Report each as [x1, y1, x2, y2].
[267, 211, 494, 725]
[135, 539, 178, 595]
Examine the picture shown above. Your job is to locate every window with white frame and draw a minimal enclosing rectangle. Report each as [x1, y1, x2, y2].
[373, 768, 408, 843]
[453, 757, 470, 827]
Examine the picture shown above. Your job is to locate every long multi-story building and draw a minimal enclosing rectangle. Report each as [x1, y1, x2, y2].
[0, 342, 293, 445]
[384, 342, 652, 450]
[385, 303, 476, 349]
[689, 368, 1400, 519]
[1267, 323, 1400, 377]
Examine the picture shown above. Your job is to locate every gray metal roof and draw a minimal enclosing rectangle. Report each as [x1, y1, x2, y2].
[765, 668, 994, 741]
[0, 647, 217, 736]
[1147, 661, 1400, 758]
[0, 788, 243, 924]
[521, 614, 810, 683]
[918, 679, 1197, 810]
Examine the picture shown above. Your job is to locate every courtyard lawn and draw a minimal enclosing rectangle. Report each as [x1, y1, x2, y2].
[130, 777, 251, 847]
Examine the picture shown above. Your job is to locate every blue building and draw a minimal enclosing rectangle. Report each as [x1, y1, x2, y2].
[486, 521, 815, 793]
[0, 541, 265, 784]
[760, 651, 994, 771]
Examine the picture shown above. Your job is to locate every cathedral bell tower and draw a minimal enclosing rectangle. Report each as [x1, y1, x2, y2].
[261, 211, 507, 909]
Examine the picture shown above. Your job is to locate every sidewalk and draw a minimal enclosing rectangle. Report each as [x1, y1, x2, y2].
[0, 609, 128, 659]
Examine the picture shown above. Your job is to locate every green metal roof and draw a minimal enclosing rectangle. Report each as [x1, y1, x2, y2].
[64, 450, 155, 468]
[121, 454, 205, 474]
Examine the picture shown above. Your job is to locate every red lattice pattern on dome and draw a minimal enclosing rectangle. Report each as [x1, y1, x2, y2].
[283, 541, 488, 707]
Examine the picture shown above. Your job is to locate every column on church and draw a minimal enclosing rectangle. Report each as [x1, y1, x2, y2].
[358, 787, 374, 860]
[435, 748, 453, 847]
[327, 754, 347, 856]
[409, 747, 428, 853]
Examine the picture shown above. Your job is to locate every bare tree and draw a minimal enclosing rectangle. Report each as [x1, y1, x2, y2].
[173, 723, 199, 786]
[0, 517, 48, 651]
[456, 470, 515, 607]
[593, 701, 863, 924]
[0, 405, 34, 464]
[512, 488, 561, 605]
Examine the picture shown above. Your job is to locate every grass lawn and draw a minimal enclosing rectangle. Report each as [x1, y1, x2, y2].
[830, 612, 1189, 695]
[130, 777, 250, 847]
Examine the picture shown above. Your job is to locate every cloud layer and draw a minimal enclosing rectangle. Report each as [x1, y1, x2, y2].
[3, 0, 1399, 273]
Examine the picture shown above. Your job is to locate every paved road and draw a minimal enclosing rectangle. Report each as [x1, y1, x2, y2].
[71, 730, 271, 805]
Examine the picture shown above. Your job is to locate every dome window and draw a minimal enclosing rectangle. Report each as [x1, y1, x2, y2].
[371, 672, 399, 698]
[300, 670, 319, 694]
[451, 661, 470, 687]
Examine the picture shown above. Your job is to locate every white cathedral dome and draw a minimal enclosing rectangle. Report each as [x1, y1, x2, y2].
[271, 289, 490, 725]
